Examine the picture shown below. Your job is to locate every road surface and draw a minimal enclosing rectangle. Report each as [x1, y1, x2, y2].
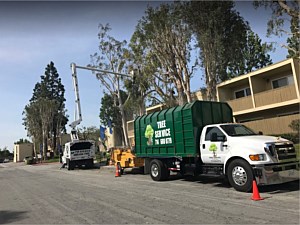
[0, 162, 299, 224]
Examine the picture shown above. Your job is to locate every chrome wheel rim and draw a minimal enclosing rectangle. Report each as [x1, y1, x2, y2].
[232, 166, 247, 186]
[151, 164, 159, 177]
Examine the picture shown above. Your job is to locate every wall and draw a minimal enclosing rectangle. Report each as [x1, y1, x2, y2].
[14, 143, 33, 162]
[243, 114, 299, 135]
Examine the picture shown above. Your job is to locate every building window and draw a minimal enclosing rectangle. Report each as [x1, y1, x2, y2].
[235, 87, 251, 99]
[272, 75, 294, 89]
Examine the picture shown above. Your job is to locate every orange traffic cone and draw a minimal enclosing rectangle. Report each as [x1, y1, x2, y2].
[251, 180, 263, 201]
[115, 164, 121, 177]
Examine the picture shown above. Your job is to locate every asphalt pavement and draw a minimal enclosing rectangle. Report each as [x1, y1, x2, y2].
[0, 162, 299, 224]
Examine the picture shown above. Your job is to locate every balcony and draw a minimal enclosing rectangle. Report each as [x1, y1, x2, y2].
[254, 85, 297, 108]
[227, 96, 253, 112]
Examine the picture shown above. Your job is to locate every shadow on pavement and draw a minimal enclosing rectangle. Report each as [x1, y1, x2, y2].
[172, 174, 231, 188]
[168, 174, 299, 193]
[258, 180, 299, 194]
[0, 210, 27, 224]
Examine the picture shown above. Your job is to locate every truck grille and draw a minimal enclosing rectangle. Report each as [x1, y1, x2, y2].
[266, 142, 297, 162]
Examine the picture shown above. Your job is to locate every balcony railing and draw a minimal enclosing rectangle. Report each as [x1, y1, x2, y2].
[227, 96, 253, 112]
[227, 85, 298, 113]
[254, 85, 297, 108]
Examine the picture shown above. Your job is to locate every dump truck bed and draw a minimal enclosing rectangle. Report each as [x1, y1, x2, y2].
[134, 101, 233, 158]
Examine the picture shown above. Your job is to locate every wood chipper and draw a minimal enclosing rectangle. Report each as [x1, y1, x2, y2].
[110, 147, 144, 174]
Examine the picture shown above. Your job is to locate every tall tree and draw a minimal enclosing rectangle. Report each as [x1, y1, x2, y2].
[30, 62, 67, 154]
[185, 1, 250, 101]
[226, 30, 273, 78]
[23, 101, 42, 157]
[23, 98, 59, 159]
[38, 98, 59, 160]
[90, 24, 131, 146]
[133, 3, 197, 106]
[123, 42, 157, 115]
[99, 91, 132, 145]
[253, 0, 300, 58]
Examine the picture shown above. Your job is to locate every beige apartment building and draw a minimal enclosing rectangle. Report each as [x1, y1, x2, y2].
[217, 58, 300, 134]
[14, 143, 33, 162]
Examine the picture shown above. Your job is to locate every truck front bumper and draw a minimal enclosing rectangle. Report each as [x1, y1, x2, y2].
[253, 161, 300, 186]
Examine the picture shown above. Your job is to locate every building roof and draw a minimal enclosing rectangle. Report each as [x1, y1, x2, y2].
[217, 58, 298, 88]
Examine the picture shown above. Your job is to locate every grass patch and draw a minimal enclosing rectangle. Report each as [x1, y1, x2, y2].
[44, 156, 60, 163]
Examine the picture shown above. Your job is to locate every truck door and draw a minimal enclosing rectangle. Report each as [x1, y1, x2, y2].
[200, 126, 229, 164]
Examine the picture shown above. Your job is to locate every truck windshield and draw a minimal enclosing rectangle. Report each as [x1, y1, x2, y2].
[220, 124, 257, 137]
[70, 142, 93, 150]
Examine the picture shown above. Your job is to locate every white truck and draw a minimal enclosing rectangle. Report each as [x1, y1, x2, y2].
[62, 63, 95, 170]
[62, 140, 95, 170]
[62, 63, 133, 170]
[134, 101, 299, 192]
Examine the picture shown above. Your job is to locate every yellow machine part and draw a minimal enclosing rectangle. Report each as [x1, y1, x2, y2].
[110, 147, 144, 169]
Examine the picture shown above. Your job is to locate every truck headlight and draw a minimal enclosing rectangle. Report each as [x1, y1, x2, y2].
[249, 154, 266, 161]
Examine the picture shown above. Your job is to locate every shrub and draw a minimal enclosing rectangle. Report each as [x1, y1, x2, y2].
[289, 119, 300, 133]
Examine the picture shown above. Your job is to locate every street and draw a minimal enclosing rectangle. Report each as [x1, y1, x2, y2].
[0, 162, 299, 224]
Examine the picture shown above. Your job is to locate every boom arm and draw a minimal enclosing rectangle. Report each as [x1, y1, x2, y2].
[69, 63, 82, 140]
[69, 62, 132, 142]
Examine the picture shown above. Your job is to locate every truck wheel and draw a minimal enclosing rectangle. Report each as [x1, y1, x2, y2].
[69, 161, 75, 170]
[227, 159, 253, 192]
[150, 159, 167, 181]
[67, 159, 71, 171]
[89, 159, 94, 169]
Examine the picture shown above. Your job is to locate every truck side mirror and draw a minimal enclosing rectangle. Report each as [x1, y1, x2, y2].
[210, 133, 218, 142]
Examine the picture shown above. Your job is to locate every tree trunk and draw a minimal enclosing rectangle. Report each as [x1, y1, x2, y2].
[116, 78, 129, 147]
[33, 138, 37, 158]
[176, 79, 187, 106]
[42, 130, 48, 160]
[52, 129, 57, 155]
[139, 101, 145, 116]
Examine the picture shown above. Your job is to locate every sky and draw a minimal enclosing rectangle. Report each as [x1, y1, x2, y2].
[0, 1, 288, 152]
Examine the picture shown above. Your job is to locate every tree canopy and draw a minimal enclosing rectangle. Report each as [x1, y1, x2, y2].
[254, 0, 300, 58]
[90, 24, 133, 146]
[132, 3, 196, 105]
[23, 62, 68, 159]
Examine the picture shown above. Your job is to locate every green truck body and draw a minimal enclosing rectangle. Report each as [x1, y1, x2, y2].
[134, 100, 233, 158]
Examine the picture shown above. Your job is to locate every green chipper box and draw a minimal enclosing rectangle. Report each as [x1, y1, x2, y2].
[134, 100, 233, 181]
[134, 100, 233, 158]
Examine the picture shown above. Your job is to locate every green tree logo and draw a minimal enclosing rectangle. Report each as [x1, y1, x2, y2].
[145, 125, 154, 145]
[209, 143, 218, 157]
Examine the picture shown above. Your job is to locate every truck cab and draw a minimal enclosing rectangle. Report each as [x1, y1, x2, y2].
[200, 123, 299, 191]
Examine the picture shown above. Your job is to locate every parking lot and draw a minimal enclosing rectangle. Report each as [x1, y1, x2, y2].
[0, 162, 299, 224]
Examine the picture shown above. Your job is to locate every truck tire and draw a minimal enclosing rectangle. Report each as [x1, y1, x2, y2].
[150, 159, 168, 181]
[67, 159, 71, 171]
[89, 159, 94, 169]
[227, 159, 253, 192]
